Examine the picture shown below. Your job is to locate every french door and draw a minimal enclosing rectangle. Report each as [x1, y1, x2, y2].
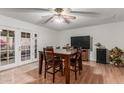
[0, 30, 15, 66]
[20, 32, 38, 62]
[21, 32, 31, 61]
[0, 30, 38, 71]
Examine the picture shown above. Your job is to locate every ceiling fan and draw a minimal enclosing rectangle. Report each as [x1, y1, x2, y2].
[0, 8, 99, 24]
[41, 8, 77, 24]
[39, 8, 99, 24]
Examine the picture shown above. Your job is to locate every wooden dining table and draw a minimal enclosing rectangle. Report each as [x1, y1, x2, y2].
[39, 49, 77, 84]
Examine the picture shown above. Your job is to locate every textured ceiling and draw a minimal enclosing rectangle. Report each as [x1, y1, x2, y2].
[0, 8, 124, 31]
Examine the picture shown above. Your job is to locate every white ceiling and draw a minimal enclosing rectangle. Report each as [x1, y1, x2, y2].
[0, 8, 124, 31]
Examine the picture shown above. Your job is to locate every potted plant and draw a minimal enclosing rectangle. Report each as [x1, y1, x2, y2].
[109, 47, 123, 67]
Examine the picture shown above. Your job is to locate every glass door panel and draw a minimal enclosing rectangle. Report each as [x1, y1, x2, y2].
[0, 30, 15, 66]
[21, 32, 31, 61]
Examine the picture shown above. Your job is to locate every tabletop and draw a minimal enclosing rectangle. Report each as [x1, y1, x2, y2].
[54, 49, 77, 55]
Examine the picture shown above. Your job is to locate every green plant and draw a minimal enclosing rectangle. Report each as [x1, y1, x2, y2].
[109, 47, 123, 66]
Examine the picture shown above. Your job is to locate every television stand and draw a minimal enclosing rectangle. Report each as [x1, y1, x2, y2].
[82, 49, 89, 61]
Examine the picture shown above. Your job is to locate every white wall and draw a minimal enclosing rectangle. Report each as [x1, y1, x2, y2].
[0, 14, 59, 51]
[57, 22, 124, 61]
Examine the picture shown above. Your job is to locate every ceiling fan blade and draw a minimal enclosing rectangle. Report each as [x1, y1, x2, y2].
[63, 17, 71, 24]
[43, 15, 55, 24]
[0, 8, 50, 13]
[70, 11, 99, 15]
[63, 15, 76, 19]
[36, 15, 53, 24]
[41, 14, 54, 18]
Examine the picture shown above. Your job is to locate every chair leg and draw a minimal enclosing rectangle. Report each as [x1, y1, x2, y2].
[75, 63, 77, 80]
[53, 66, 55, 83]
[78, 62, 81, 75]
[79, 61, 82, 71]
[44, 63, 47, 79]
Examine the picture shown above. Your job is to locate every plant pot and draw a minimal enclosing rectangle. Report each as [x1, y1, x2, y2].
[114, 62, 121, 67]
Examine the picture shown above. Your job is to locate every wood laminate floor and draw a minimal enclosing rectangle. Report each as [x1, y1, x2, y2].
[0, 62, 124, 84]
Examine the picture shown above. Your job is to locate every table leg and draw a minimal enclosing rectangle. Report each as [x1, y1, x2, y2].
[64, 55, 70, 84]
[39, 52, 43, 74]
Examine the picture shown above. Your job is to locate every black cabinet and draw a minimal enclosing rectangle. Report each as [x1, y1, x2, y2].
[96, 49, 108, 64]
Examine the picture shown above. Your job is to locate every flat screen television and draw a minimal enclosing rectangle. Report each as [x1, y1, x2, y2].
[71, 36, 90, 49]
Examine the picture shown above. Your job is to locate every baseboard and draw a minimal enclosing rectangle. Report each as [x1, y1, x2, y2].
[0, 61, 38, 72]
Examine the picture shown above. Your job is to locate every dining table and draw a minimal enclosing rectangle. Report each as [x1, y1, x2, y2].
[39, 49, 77, 84]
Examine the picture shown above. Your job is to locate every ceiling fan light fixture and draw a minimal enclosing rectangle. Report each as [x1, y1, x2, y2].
[54, 16, 64, 23]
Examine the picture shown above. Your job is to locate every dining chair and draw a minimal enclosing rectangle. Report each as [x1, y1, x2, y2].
[70, 48, 82, 80]
[43, 47, 63, 83]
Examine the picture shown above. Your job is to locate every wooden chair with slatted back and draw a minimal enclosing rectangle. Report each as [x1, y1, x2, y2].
[70, 48, 82, 80]
[43, 47, 63, 83]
